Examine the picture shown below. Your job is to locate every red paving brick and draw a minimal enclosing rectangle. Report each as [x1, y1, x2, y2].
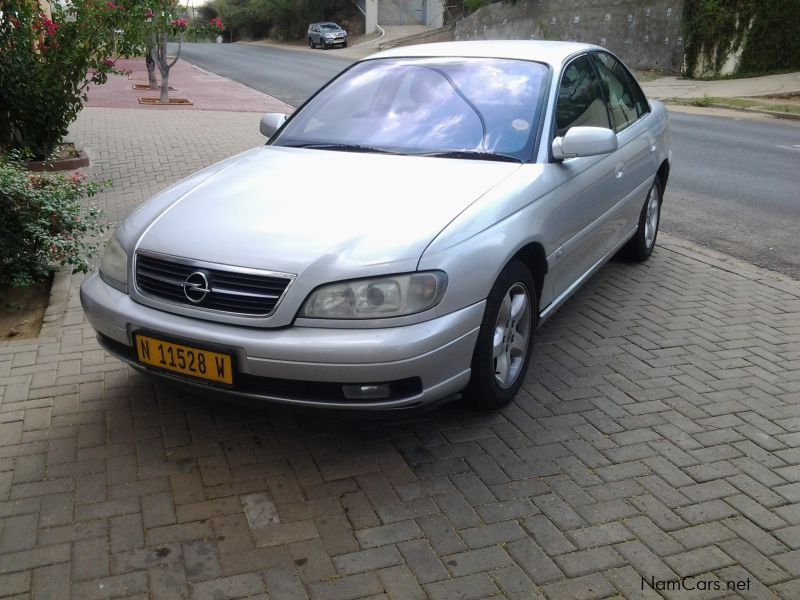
[84, 57, 293, 113]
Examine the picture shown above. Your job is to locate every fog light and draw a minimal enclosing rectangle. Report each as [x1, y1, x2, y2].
[342, 384, 391, 399]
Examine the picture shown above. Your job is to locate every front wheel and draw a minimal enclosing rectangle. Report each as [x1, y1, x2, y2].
[308, 37, 315, 48]
[464, 260, 538, 409]
[622, 175, 662, 261]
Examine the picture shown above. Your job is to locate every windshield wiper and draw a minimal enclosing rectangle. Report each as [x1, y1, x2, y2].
[419, 150, 522, 163]
[285, 143, 402, 155]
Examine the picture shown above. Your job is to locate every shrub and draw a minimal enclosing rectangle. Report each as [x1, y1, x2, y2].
[0, 0, 150, 160]
[0, 153, 107, 288]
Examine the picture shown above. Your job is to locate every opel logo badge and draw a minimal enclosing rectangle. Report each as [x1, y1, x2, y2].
[183, 271, 211, 303]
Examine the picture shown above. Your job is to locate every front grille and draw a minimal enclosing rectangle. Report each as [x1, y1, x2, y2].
[135, 253, 292, 316]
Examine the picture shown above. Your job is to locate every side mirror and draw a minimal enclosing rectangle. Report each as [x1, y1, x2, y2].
[260, 113, 288, 138]
[552, 126, 618, 160]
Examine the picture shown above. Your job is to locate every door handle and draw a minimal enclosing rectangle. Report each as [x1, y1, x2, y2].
[615, 163, 625, 179]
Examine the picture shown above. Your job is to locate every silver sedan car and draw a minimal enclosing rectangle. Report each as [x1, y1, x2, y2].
[81, 41, 671, 410]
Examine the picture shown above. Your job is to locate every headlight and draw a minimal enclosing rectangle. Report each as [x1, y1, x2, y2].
[99, 233, 128, 293]
[300, 271, 447, 319]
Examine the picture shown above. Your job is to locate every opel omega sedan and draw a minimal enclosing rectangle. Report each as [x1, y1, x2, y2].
[81, 41, 671, 410]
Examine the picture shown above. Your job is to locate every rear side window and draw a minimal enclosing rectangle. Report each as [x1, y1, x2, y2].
[590, 52, 649, 132]
[554, 55, 611, 138]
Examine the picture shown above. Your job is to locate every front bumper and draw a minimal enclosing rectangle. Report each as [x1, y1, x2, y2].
[80, 273, 483, 409]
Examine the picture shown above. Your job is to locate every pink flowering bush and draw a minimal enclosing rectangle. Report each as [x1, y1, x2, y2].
[0, 1, 151, 160]
[0, 152, 107, 287]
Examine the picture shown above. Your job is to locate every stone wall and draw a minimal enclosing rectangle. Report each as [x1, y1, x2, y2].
[453, 1, 686, 72]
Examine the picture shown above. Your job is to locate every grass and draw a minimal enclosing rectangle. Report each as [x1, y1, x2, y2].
[666, 95, 800, 115]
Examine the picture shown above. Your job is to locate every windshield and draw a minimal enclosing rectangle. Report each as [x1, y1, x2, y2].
[274, 57, 549, 161]
[320, 23, 339, 30]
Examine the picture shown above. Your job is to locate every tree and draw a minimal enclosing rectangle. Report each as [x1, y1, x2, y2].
[147, 2, 224, 102]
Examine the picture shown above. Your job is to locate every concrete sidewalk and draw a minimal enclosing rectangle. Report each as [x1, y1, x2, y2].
[642, 71, 800, 101]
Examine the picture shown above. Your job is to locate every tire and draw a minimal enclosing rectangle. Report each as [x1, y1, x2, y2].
[308, 37, 314, 48]
[622, 175, 662, 262]
[464, 260, 538, 409]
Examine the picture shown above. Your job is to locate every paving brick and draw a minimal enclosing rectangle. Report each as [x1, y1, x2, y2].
[191, 573, 265, 600]
[672, 522, 736, 550]
[377, 565, 426, 600]
[459, 520, 527, 549]
[677, 499, 739, 526]
[144, 521, 214, 546]
[355, 520, 421, 549]
[148, 563, 189, 599]
[218, 545, 293, 576]
[316, 513, 359, 556]
[71, 571, 148, 600]
[31, 562, 70, 600]
[442, 545, 513, 577]
[0, 571, 30, 597]
[553, 546, 625, 577]
[540, 572, 616, 600]
[715, 565, 781, 600]
[664, 546, 736, 577]
[424, 573, 499, 600]
[415, 515, 466, 555]
[505, 537, 563, 584]
[0, 512, 37, 552]
[726, 494, 788, 531]
[568, 521, 635, 549]
[110, 513, 144, 553]
[614, 540, 677, 580]
[333, 545, 402, 575]
[0, 543, 71, 573]
[522, 514, 575, 555]
[263, 566, 309, 600]
[290, 538, 336, 583]
[308, 572, 383, 600]
[604, 566, 662, 600]
[72, 537, 109, 581]
[718, 539, 790, 585]
[397, 539, 449, 584]
[182, 539, 222, 582]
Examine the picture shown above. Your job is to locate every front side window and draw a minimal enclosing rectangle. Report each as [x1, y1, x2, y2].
[554, 55, 611, 138]
[590, 52, 648, 132]
[273, 57, 549, 161]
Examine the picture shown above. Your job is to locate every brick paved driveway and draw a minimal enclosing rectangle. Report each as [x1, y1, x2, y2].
[1, 107, 800, 599]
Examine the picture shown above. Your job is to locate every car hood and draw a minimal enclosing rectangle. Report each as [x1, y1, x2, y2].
[135, 146, 520, 277]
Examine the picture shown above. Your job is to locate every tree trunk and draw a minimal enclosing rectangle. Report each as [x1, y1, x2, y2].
[155, 30, 182, 104]
[157, 31, 169, 103]
[146, 33, 158, 89]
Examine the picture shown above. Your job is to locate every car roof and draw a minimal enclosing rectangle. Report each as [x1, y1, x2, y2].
[367, 40, 603, 66]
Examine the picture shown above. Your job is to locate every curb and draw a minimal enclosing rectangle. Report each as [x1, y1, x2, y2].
[660, 233, 800, 299]
[664, 100, 800, 121]
[38, 267, 73, 340]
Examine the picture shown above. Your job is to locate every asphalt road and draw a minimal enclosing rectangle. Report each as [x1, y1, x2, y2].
[663, 111, 800, 279]
[178, 43, 800, 279]
[176, 42, 351, 108]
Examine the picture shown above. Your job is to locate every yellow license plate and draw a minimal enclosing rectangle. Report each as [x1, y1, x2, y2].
[135, 334, 233, 385]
